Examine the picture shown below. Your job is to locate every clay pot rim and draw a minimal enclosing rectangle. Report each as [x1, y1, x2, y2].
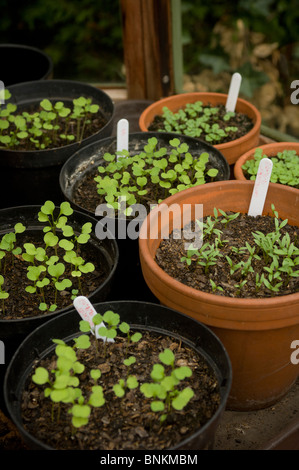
[234, 141, 299, 181]
[138, 92, 262, 151]
[139, 180, 299, 323]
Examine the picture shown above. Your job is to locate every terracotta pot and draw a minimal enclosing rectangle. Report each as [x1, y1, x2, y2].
[234, 142, 299, 184]
[139, 180, 299, 411]
[139, 92, 261, 165]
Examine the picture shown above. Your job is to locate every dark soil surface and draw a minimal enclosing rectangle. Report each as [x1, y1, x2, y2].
[0, 232, 110, 320]
[148, 103, 254, 145]
[21, 330, 221, 450]
[155, 211, 299, 298]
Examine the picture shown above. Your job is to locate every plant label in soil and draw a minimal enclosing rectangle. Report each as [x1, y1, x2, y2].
[73, 296, 114, 342]
[117, 118, 129, 157]
[248, 157, 273, 217]
[225, 72, 242, 112]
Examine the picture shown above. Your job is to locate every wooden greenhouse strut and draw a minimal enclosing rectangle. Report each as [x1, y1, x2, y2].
[120, 0, 181, 100]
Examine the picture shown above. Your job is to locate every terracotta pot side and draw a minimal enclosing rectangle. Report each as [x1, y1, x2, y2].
[139, 92, 262, 165]
[138, 180, 299, 410]
[210, 325, 298, 411]
[234, 142, 299, 181]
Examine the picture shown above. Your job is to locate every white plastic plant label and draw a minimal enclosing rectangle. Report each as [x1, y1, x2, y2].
[117, 118, 129, 157]
[73, 296, 114, 342]
[248, 157, 273, 217]
[225, 73, 242, 112]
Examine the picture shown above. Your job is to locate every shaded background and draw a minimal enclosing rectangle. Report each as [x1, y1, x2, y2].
[0, 0, 299, 136]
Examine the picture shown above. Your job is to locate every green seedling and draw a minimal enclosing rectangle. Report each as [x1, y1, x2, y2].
[118, 321, 142, 354]
[234, 280, 248, 296]
[217, 209, 240, 228]
[209, 279, 224, 293]
[157, 101, 240, 144]
[180, 206, 299, 298]
[0, 275, 9, 313]
[180, 244, 200, 266]
[242, 148, 299, 189]
[0, 200, 97, 316]
[68, 366, 105, 429]
[140, 348, 194, 422]
[113, 356, 139, 398]
[37, 339, 104, 428]
[38, 200, 74, 235]
[25, 264, 51, 311]
[195, 242, 222, 275]
[32, 339, 85, 422]
[0, 222, 26, 270]
[31, 312, 196, 434]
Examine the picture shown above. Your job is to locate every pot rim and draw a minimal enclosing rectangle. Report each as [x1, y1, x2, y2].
[139, 180, 299, 327]
[138, 91, 262, 151]
[234, 141, 299, 181]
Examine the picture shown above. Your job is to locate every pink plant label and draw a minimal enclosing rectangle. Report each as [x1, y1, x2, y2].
[117, 118, 129, 156]
[73, 296, 114, 342]
[248, 158, 273, 217]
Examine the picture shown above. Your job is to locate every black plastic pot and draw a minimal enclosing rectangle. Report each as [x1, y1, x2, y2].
[4, 300, 232, 450]
[0, 204, 119, 379]
[0, 80, 115, 209]
[59, 132, 230, 302]
[0, 44, 53, 86]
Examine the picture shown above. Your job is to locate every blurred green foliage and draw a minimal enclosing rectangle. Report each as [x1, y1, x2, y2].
[182, 0, 299, 69]
[0, 0, 124, 82]
[181, 0, 299, 97]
